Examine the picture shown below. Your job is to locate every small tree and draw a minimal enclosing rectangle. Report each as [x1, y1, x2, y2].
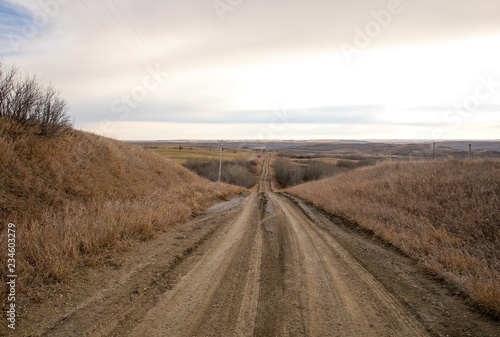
[0, 61, 73, 136]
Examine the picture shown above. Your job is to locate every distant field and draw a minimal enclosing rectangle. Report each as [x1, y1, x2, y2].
[278, 142, 500, 160]
[136, 140, 500, 162]
[146, 145, 255, 164]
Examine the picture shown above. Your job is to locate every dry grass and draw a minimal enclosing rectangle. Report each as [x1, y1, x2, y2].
[0, 121, 243, 301]
[148, 145, 252, 164]
[288, 159, 500, 316]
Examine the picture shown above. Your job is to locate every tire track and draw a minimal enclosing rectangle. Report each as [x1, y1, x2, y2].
[271, 194, 430, 336]
[234, 224, 262, 336]
[129, 194, 260, 337]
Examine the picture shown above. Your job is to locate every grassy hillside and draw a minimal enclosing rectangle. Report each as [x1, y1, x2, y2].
[288, 160, 500, 316]
[0, 120, 243, 298]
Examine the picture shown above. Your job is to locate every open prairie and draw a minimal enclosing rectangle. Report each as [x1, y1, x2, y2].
[141, 143, 256, 164]
[3, 1, 500, 334]
[4, 151, 499, 337]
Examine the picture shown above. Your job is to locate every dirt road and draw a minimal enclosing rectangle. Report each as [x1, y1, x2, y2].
[10, 157, 499, 336]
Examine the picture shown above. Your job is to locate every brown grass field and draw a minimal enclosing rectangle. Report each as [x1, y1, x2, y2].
[287, 159, 500, 316]
[146, 145, 254, 164]
[0, 121, 243, 301]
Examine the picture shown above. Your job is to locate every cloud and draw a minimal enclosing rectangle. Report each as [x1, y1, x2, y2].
[2, 0, 500, 139]
[0, 1, 31, 54]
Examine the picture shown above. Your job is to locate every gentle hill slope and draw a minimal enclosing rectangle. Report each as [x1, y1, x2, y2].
[288, 160, 500, 316]
[0, 121, 242, 295]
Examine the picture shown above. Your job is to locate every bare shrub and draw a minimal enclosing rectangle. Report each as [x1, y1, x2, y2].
[273, 158, 345, 188]
[303, 160, 345, 182]
[335, 157, 379, 169]
[0, 62, 72, 137]
[184, 158, 256, 188]
[273, 157, 296, 188]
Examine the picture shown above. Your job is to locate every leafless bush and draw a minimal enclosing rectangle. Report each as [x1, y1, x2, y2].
[273, 158, 345, 188]
[336, 157, 378, 169]
[184, 158, 256, 188]
[0, 62, 72, 136]
[303, 160, 345, 181]
[273, 158, 298, 188]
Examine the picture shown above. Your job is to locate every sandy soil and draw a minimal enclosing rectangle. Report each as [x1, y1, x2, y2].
[3, 157, 499, 336]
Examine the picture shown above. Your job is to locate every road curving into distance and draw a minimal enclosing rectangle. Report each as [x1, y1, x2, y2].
[17, 156, 499, 337]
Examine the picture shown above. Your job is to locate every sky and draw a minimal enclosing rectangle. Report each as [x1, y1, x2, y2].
[1, 0, 499, 140]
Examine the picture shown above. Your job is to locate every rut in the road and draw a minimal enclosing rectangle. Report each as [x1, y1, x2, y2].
[254, 192, 306, 336]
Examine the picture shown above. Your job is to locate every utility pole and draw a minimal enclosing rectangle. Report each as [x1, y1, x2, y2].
[468, 143, 472, 160]
[218, 139, 223, 183]
[432, 142, 436, 160]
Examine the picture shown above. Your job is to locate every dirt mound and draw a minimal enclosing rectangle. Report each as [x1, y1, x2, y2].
[0, 122, 242, 302]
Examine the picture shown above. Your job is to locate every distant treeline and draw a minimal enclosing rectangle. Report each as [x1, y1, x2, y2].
[184, 158, 257, 188]
[273, 157, 379, 188]
[273, 159, 342, 188]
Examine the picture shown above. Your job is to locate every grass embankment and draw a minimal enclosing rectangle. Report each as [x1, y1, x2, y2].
[0, 122, 243, 299]
[288, 160, 500, 316]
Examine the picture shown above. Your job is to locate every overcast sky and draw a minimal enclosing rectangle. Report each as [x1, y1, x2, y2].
[1, 0, 499, 140]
